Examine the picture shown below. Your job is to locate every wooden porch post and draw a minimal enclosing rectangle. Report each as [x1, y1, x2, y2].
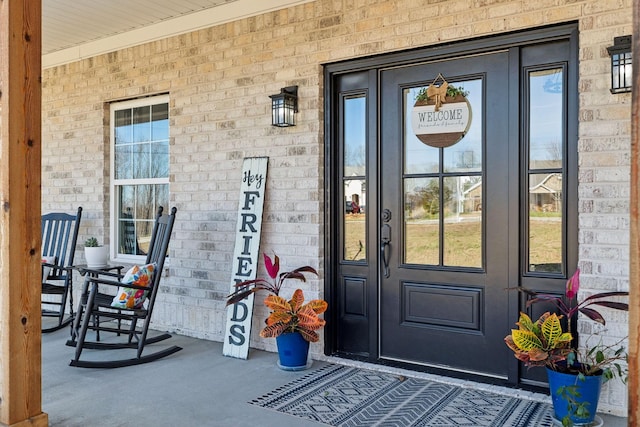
[630, 0, 640, 424]
[0, 0, 47, 426]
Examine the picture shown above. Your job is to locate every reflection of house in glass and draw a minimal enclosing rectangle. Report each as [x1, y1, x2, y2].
[462, 181, 483, 212]
[344, 168, 366, 213]
[461, 173, 562, 213]
[529, 173, 562, 212]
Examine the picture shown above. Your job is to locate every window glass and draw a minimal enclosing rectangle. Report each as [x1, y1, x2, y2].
[344, 181, 366, 262]
[526, 68, 565, 274]
[133, 106, 151, 143]
[403, 79, 483, 268]
[344, 96, 366, 176]
[117, 184, 169, 255]
[343, 95, 367, 262]
[443, 176, 482, 267]
[111, 95, 169, 260]
[443, 79, 482, 173]
[404, 87, 439, 174]
[115, 109, 133, 144]
[404, 177, 440, 265]
[528, 173, 563, 273]
[529, 69, 563, 169]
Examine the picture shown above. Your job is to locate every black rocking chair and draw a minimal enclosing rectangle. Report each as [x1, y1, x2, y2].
[67, 206, 181, 368]
[41, 207, 82, 332]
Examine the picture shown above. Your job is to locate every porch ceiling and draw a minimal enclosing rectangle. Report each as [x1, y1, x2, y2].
[42, 0, 313, 68]
[42, 0, 233, 55]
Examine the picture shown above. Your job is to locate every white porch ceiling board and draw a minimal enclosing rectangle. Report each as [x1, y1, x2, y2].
[42, 0, 234, 54]
[42, 0, 315, 69]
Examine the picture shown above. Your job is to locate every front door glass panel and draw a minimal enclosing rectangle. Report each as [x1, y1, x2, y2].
[404, 177, 440, 265]
[403, 79, 483, 267]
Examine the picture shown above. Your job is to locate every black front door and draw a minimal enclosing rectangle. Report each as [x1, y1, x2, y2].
[378, 53, 510, 377]
[326, 24, 577, 384]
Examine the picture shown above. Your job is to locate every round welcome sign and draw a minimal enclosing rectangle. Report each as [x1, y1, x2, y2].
[411, 75, 472, 148]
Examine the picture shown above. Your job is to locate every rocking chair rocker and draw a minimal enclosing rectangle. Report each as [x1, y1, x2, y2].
[67, 206, 181, 368]
[41, 207, 82, 332]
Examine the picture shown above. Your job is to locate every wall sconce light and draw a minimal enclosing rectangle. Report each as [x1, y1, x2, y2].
[269, 86, 298, 127]
[607, 35, 632, 94]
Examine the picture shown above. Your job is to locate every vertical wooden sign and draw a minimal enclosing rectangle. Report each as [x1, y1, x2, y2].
[223, 157, 268, 359]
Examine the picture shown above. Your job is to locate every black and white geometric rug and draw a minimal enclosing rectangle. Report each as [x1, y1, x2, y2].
[251, 364, 556, 426]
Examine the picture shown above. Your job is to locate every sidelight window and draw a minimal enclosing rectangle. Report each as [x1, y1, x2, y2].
[526, 68, 565, 274]
[342, 95, 367, 262]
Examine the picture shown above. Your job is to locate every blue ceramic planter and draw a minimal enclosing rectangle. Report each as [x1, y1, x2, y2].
[276, 332, 310, 370]
[546, 367, 602, 425]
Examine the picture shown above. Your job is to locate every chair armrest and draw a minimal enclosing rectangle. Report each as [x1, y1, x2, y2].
[84, 276, 150, 291]
[42, 262, 67, 281]
[75, 266, 124, 279]
[42, 261, 66, 272]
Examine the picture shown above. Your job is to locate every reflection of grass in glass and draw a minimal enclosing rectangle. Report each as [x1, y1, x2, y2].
[405, 223, 439, 265]
[530, 211, 562, 218]
[344, 216, 563, 268]
[444, 221, 481, 267]
[345, 215, 367, 261]
[405, 221, 482, 266]
[530, 218, 562, 266]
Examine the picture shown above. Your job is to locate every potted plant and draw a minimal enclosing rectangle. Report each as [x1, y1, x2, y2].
[83, 237, 109, 268]
[505, 269, 628, 426]
[226, 253, 327, 370]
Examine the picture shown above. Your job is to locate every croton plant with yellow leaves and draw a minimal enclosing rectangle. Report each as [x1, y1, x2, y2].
[505, 269, 628, 378]
[260, 288, 327, 342]
[505, 311, 573, 368]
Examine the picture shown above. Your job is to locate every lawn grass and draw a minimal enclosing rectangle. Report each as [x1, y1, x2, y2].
[344, 214, 562, 268]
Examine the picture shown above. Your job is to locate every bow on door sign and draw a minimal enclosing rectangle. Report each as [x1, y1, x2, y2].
[426, 73, 448, 111]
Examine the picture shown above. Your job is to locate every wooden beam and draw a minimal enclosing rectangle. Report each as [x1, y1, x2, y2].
[0, 0, 47, 426]
[630, 0, 640, 424]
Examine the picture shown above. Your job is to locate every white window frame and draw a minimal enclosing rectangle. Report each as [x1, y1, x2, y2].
[109, 94, 170, 264]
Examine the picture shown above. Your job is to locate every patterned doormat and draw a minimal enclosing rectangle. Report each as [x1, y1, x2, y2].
[251, 364, 556, 426]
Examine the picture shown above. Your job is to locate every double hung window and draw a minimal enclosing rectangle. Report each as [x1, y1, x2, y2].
[110, 95, 169, 261]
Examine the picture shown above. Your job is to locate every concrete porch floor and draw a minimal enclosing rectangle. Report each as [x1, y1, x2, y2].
[42, 327, 628, 426]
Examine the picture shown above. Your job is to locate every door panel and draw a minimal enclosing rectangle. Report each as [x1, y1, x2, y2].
[380, 53, 511, 377]
[334, 70, 378, 357]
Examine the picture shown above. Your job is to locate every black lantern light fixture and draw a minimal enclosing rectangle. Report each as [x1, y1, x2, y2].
[269, 86, 298, 127]
[607, 35, 632, 94]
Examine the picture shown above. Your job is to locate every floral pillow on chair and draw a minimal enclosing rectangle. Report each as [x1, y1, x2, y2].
[111, 263, 156, 309]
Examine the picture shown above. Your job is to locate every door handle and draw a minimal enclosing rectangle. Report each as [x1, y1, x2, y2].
[381, 223, 391, 278]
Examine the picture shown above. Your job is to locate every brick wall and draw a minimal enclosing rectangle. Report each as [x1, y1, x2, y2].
[41, 0, 632, 416]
